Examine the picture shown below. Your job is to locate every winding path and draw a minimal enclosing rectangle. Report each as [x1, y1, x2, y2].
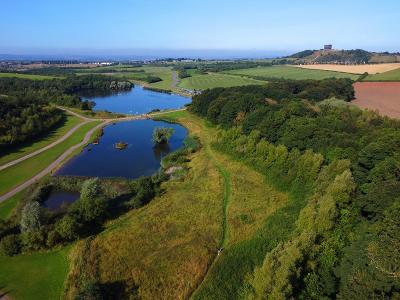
[0, 108, 186, 203]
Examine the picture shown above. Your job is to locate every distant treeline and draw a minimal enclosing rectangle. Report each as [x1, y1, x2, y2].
[190, 81, 400, 299]
[173, 61, 273, 73]
[0, 74, 132, 109]
[0, 74, 132, 149]
[18, 65, 143, 76]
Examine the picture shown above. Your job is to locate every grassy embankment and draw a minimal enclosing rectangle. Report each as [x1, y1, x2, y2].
[0, 246, 71, 300]
[225, 65, 360, 80]
[0, 113, 82, 166]
[64, 110, 289, 299]
[0, 72, 56, 80]
[0, 121, 101, 197]
[364, 67, 400, 81]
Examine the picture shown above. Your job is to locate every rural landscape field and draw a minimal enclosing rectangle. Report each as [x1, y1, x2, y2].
[1, 1, 400, 300]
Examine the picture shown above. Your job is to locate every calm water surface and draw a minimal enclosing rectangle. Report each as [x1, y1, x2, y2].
[55, 119, 188, 179]
[43, 191, 80, 211]
[84, 85, 190, 114]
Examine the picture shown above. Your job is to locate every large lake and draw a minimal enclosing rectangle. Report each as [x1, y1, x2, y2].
[84, 85, 190, 115]
[55, 119, 188, 179]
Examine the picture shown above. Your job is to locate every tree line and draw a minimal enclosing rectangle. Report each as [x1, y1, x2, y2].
[0, 95, 63, 150]
[0, 74, 133, 150]
[190, 80, 400, 298]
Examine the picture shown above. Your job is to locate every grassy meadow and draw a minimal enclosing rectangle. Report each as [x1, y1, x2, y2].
[0, 113, 82, 166]
[178, 73, 265, 90]
[0, 247, 71, 300]
[0, 121, 100, 196]
[0, 191, 24, 220]
[0, 72, 56, 80]
[225, 65, 359, 80]
[365, 66, 400, 81]
[64, 112, 225, 299]
[62, 111, 298, 300]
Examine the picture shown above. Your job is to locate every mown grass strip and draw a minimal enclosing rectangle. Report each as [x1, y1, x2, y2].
[0, 190, 24, 220]
[0, 121, 100, 196]
[225, 65, 359, 80]
[178, 73, 264, 90]
[0, 246, 71, 300]
[0, 114, 82, 166]
[0, 72, 56, 80]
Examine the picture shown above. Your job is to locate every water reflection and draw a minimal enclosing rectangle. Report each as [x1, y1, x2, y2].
[82, 84, 191, 115]
[55, 120, 187, 179]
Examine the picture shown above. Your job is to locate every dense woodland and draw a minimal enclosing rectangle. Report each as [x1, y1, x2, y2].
[190, 80, 400, 298]
[0, 95, 63, 150]
[0, 75, 132, 150]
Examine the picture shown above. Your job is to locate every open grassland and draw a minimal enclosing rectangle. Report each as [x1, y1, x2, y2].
[65, 113, 224, 299]
[294, 63, 400, 74]
[364, 66, 400, 81]
[178, 73, 265, 90]
[0, 247, 70, 300]
[0, 121, 100, 196]
[226, 65, 359, 80]
[0, 113, 82, 166]
[0, 190, 24, 220]
[352, 82, 400, 119]
[64, 111, 295, 300]
[0, 72, 56, 80]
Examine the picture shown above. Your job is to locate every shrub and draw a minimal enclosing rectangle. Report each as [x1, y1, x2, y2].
[20, 201, 42, 233]
[22, 229, 46, 251]
[80, 178, 101, 201]
[56, 215, 81, 241]
[152, 127, 174, 144]
[75, 281, 104, 300]
[0, 234, 21, 256]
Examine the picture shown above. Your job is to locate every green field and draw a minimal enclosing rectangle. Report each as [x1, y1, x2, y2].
[178, 73, 265, 90]
[364, 67, 400, 81]
[0, 114, 82, 166]
[225, 65, 359, 80]
[0, 191, 24, 220]
[0, 121, 100, 196]
[63, 111, 291, 299]
[0, 247, 70, 300]
[0, 72, 56, 80]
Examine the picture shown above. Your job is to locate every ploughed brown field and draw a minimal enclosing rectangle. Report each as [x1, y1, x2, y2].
[352, 82, 400, 118]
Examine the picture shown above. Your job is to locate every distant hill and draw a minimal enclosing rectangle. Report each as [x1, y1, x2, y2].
[287, 49, 400, 64]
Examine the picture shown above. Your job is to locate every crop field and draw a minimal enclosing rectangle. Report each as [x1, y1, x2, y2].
[226, 65, 359, 80]
[364, 67, 400, 81]
[352, 82, 400, 118]
[0, 72, 55, 80]
[178, 73, 265, 90]
[295, 63, 400, 74]
[0, 247, 70, 300]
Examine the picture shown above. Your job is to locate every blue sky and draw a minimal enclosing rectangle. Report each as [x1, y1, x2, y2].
[1, 0, 399, 56]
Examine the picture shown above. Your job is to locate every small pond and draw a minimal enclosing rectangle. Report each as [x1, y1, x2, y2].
[82, 84, 191, 115]
[55, 119, 188, 179]
[43, 191, 80, 211]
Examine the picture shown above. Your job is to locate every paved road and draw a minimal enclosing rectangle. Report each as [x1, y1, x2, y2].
[0, 108, 186, 203]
